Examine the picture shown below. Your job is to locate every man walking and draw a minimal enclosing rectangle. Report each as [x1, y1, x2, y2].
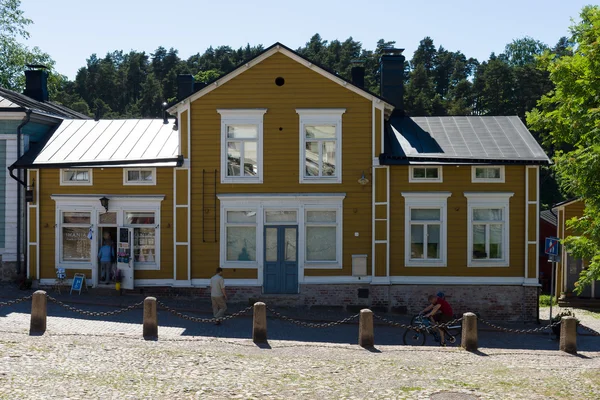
[210, 267, 227, 324]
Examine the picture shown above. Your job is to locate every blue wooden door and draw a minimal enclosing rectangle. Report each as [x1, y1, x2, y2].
[263, 226, 298, 294]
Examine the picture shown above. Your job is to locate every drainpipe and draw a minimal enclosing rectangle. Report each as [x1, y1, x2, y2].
[9, 110, 32, 276]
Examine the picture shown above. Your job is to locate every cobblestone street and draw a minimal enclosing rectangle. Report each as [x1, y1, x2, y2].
[1, 292, 600, 399]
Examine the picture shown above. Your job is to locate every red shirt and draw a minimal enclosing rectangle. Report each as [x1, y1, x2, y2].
[437, 297, 453, 316]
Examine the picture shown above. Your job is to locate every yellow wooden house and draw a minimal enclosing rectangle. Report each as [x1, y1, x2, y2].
[13, 43, 550, 320]
[553, 199, 600, 302]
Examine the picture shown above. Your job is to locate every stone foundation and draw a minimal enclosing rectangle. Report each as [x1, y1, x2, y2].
[0, 259, 18, 282]
[134, 283, 538, 322]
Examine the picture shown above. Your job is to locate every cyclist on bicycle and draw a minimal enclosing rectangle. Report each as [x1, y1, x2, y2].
[420, 294, 453, 346]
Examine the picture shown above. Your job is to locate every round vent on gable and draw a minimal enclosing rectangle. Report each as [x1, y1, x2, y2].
[275, 77, 285, 86]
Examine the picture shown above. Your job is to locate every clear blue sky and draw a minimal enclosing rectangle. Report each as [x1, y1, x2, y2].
[21, 0, 591, 79]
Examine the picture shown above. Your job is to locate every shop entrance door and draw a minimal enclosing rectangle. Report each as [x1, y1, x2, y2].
[98, 227, 117, 285]
[263, 226, 298, 294]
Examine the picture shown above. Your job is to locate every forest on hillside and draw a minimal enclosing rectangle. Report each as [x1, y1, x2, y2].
[1, 0, 572, 208]
[41, 34, 570, 208]
[48, 34, 573, 124]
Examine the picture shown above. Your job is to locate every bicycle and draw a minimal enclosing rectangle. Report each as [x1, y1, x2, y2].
[403, 314, 461, 346]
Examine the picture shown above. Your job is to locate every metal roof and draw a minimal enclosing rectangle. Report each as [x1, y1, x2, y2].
[381, 115, 550, 164]
[552, 197, 580, 209]
[540, 210, 557, 226]
[0, 87, 90, 119]
[15, 119, 180, 167]
[0, 94, 20, 108]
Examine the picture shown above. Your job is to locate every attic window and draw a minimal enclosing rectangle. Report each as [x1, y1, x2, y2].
[472, 166, 505, 183]
[60, 169, 92, 186]
[409, 166, 442, 183]
[275, 77, 285, 86]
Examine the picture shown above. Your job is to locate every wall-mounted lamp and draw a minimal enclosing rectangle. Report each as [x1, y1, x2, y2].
[358, 171, 369, 185]
[99, 196, 109, 213]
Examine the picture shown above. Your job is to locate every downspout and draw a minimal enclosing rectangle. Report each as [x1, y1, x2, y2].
[9, 110, 32, 276]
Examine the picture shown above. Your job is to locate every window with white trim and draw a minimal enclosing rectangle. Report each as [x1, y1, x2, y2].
[124, 211, 159, 269]
[304, 208, 342, 265]
[465, 192, 513, 267]
[471, 166, 505, 183]
[217, 109, 266, 184]
[297, 109, 345, 183]
[124, 168, 156, 185]
[224, 210, 257, 263]
[409, 166, 442, 182]
[60, 169, 92, 185]
[402, 192, 450, 267]
[60, 211, 91, 262]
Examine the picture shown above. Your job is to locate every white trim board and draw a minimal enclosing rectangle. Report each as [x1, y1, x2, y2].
[167, 44, 394, 115]
[389, 276, 539, 285]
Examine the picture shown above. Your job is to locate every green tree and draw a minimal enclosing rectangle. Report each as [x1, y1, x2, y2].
[0, 0, 57, 90]
[527, 5, 600, 291]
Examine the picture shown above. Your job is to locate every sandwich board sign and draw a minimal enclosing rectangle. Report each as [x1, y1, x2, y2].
[70, 273, 87, 295]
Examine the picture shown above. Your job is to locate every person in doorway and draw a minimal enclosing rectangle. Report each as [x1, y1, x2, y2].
[421, 294, 453, 346]
[98, 240, 114, 284]
[210, 267, 227, 325]
[102, 231, 116, 281]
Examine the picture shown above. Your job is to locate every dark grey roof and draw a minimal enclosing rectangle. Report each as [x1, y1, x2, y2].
[540, 210, 557, 226]
[381, 115, 550, 164]
[0, 87, 89, 119]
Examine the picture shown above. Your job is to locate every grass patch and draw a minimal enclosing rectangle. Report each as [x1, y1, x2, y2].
[539, 295, 557, 307]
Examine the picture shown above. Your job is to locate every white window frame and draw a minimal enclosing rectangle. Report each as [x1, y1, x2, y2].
[59, 210, 92, 265]
[52, 196, 163, 273]
[60, 168, 93, 186]
[409, 166, 443, 183]
[123, 168, 156, 186]
[471, 165, 505, 183]
[402, 192, 450, 267]
[465, 192, 514, 267]
[218, 195, 345, 272]
[221, 208, 259, 268]
[296, 109, 345, 184]
[303, 206, 343, 268]
[217, 109, 267, 184]
[123, 210, 161, 271]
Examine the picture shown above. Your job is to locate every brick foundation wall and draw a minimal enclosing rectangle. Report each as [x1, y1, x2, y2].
[133, 283, 538, 322]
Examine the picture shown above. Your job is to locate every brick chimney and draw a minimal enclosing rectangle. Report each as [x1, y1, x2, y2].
[23, 65, 49, 102]
[379, 48, 405, 111]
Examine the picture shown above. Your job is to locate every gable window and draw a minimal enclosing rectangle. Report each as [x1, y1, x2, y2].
[472, 166, 505, 183]
[402, 192, 450, 267]
[465, 192, 514, 267]
[60, 169, 92, 185]
[124, 168, 156, 185]
[297, 109, 345, 183]
[409, 166, 442, 183]
[218, 109, 266, 184]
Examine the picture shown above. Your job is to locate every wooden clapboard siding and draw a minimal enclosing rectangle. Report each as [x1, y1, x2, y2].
[389, 165, 526, 277]
[36, 168, 175, 280]
[189, 52, 373, 279]
[555, 200, 585, 295]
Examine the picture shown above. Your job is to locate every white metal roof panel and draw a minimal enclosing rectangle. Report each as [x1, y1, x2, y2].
[31, 119, 179, 165]
[0, 95, 19, 108]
